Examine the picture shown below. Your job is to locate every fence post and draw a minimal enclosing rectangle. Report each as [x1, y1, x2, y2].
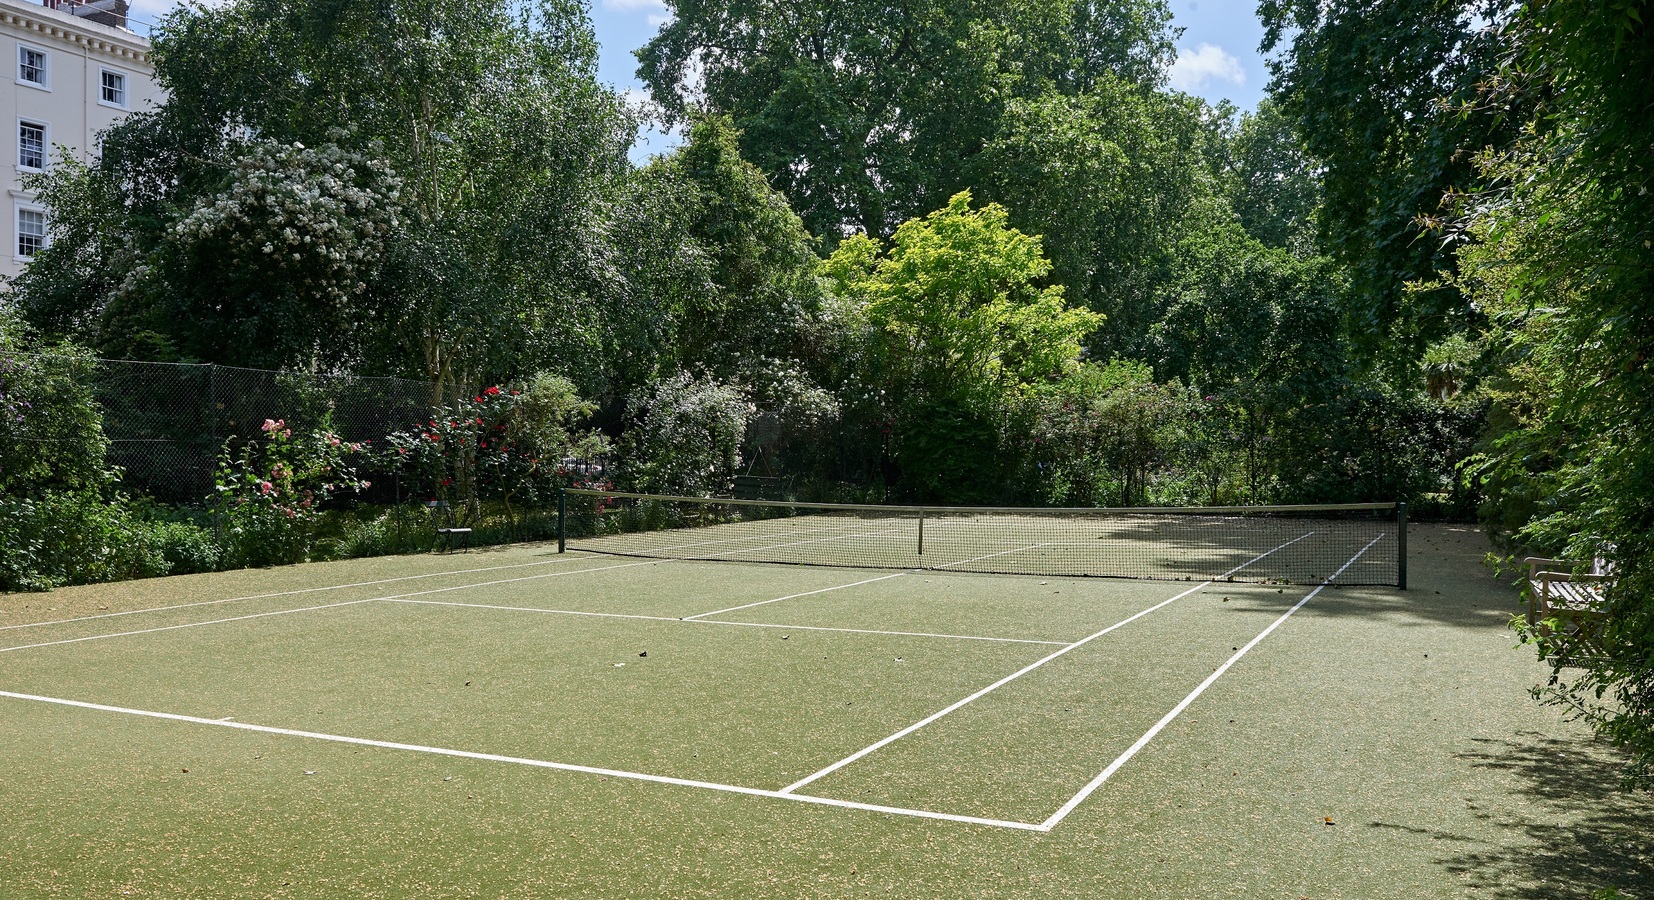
[1397, 501, 1408, 591]
[209, 364, 221, 544]
[557, 488, 567, 554]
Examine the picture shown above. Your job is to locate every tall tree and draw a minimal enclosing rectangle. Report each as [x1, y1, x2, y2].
[637, 0, 1175, 242]
[15, 0, 635, 393]
[1259, 0, 1520, 361]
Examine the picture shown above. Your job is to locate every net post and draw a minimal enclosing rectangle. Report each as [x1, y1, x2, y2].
[917, 509, 926, 556]
[1396, 501, 1408, 590]
[557, 488, 567, 554]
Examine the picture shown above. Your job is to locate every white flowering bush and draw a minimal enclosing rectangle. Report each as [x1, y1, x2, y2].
[166, 138, 402, 311]
[617, 373, 755, 496]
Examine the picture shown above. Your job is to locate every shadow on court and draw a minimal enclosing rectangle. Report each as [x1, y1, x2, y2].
[1391, 731, 1654, 899]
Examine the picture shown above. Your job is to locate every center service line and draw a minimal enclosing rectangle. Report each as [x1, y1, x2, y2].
[1039, 534, 1383, 830]
[778, 531, 1315, 795]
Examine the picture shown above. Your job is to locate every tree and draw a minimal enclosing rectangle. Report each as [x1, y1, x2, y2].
[822, 191, 1101, 500]
[14, 0, 636, 396]
[1221, 98, 1320, 251]
[637, 116, 823, 378]
[1444, 0, 1654, 787]
[1258, 0, 1521, 361]
[972, 79, 1217, 360]
[637, 0, 1176, 242]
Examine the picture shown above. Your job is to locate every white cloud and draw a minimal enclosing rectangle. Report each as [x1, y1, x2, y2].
[602, 0, 667, 11]
[1167, 43, 1246, 93]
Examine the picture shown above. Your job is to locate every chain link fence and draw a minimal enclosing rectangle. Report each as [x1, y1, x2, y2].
[23, 354, 450, 504]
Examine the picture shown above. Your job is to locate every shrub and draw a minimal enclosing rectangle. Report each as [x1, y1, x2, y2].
[0, 491, 171, 591]
[0, 342, 112, 496]
[213, 417, 369, 567]
[383, 374, 607, 530]
[616, 373, 754, 496]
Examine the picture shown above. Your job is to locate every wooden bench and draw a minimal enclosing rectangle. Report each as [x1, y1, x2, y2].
[732, 474, 785, 501]
[1524, 556, 1609, 663]
[427, 500, 473, 552]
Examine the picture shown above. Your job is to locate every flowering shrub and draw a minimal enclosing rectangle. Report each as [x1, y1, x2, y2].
[616, 373, 754, 496]
[213, 417, 369, 567]
[383, 374, 607, 526]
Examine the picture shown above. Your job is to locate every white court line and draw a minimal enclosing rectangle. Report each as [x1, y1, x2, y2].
[0, 515, 883, 636]
[0, 559, 673, 655]
[681, 572, 907, 620]
[777, 531, 1315, 795]
[0, 690, 1045, 832]
[384, 597, 1070, 646]
[0, 530, 928, 656]
[0, 553, 606, 633]
[1039, 534, 1383, 830]
[933, 543, 1049, 569]
[697, 618, 1070, 647]
[0, 598, 379, 654]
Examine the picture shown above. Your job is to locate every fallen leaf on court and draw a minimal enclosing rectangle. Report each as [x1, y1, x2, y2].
[1323, 817, 1335, 825]
[639, 651, 647, 657]
[303, 771, 316, 776]
[181, 768, 189, 773]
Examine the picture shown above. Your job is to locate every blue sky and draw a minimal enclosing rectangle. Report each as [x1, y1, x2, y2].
[128, 0, 1271, 160]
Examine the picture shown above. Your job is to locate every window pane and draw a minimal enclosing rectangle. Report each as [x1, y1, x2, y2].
[18, 209, 45, 257]
[18, 122, 43, 169]
[101, 70, 124, 105]
[18, 48, 45, 85]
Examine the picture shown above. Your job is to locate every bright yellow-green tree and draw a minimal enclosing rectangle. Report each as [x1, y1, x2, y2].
[823, 192, 1101, 500]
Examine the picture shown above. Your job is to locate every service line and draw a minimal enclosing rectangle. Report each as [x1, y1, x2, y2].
[1039, 534, 1382, 830]
[778, 531, 1315, 795]
[384, 596, 1070, 646]
[0, 690, 1046, 833]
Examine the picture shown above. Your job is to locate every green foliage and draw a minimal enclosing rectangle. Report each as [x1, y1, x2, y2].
[822, 192, 1101, 500]
[617, 373, 754, 496]
[213, 418, 370, 568]
[1258, 0, 1520, 361]
[638, 0, 1175, 240]
[384, 375, 608, 524]
[1220, 98, 1319, 251]
[0, 492, 211, 591]
[0, 346, 111, 497]
[1442, 0, 1654, 786]
[15, 0, 635, 390]
[974, 81, 1217, 359]
[1024, 360, 1200, 506]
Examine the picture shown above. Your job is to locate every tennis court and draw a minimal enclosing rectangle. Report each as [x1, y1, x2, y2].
[4, 506, 1648, 898]
[0, 497, 1390, 833]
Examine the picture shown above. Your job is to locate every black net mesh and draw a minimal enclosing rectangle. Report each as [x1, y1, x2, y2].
[562, 490, 1403, 586]
[14, 353, 443, 503]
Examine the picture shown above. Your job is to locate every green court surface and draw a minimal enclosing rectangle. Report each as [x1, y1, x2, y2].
[2, 527, 1651, 898]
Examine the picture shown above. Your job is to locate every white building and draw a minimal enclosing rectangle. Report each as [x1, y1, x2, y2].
[1, 0, 158, 282]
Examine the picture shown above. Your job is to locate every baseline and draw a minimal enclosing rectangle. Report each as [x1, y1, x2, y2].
[1038, 534, 1384, 829]
[0, 689, 1046, 832]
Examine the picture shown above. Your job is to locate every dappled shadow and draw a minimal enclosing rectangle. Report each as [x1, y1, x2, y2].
[1423, 732, 1654, 898]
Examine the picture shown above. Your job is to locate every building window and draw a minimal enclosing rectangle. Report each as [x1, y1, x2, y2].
[17, 45, 46, 88]
[100, 69, 126, 108]
[18, 121, 44, 170]
[17, 206, 46, 258]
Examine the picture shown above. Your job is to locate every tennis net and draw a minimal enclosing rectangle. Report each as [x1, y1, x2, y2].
[557, 490, 1406, 587]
